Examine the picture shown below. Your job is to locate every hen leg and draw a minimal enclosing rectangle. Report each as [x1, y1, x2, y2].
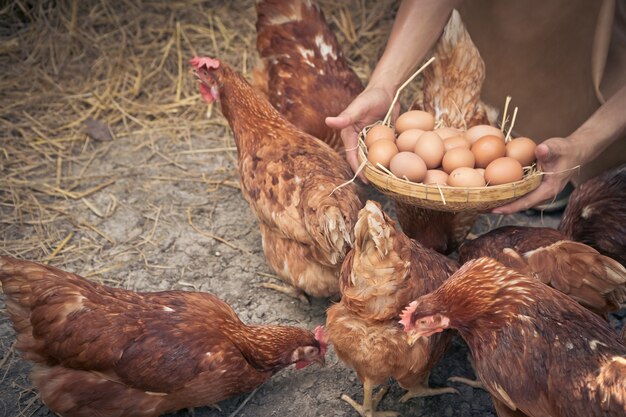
[260, 281, 309, 304]
[398, 372, 458, 403]
[448, 354, 486, 390]
[448, 376, 485, 389]
[340, 378, 398, 417]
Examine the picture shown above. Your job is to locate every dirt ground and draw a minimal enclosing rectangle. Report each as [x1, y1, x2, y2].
[1, 1, 624, 417]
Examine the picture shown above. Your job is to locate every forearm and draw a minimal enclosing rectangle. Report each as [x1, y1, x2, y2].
[569, 85, 626, 166]
[368, 0, 461, 94]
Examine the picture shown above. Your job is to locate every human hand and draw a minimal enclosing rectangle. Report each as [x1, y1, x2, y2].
[326, 87, 398, 182]
[493, 137, 581, 214]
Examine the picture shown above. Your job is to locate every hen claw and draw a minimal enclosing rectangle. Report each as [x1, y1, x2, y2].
[399, 386, 458, 403]
[341, 385, 397, 417]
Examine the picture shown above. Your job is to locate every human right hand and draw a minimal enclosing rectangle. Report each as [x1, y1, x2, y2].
[325, 87, 398, 182]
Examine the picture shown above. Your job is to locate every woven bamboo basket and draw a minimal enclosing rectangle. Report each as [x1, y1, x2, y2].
[358, 127, 542, 212]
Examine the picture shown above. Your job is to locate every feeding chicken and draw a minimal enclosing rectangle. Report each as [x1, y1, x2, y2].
[0, 256, 326, 417]
[191, 57, 361, 301]
[559, 163, 625, 267]
[402, 257, 626, 417]
[396, 10, 492, 254]
[253, 0, 363, 152]
[325, 200, 458, 417]
[458, 225, 626, 316]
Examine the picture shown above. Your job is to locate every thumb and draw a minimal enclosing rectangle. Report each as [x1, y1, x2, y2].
[325, 114, 353, 130]
[535, 139, 566, 164]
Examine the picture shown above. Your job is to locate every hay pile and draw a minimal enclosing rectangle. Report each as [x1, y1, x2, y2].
[0, 0, 399, 267]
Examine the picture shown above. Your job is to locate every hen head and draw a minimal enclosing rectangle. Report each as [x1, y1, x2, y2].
[293, 325, 327, 369]
[190, 56, 221, 104]
[400, 300, 450, 345]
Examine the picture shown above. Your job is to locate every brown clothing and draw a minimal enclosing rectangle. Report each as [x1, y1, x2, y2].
[459, 0, 626, 183]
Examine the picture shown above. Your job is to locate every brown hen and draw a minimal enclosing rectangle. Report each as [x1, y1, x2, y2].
[402, 257, 626, 417]
[559, 163, 626, 267]
[0, 256, 326, 417]
[191, 57, 361, 301]
[326, 200, 458, 417]
[397, 10, 491, 254]
[253, 0, 363, 152]
[458, 225, 626, 316]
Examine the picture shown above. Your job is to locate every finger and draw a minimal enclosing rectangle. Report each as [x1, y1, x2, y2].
[492, 184, 556, 214]
[325, 115, 352, 130]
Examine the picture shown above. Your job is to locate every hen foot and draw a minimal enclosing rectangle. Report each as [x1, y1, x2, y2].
[340, 385, 397, 417]
[260, 282, 309, 304]
[448, 376, 486, 390]
[399, 385, 458, 403]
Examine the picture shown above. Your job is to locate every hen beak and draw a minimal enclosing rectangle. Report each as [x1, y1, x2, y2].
[406, 331, 421, 346]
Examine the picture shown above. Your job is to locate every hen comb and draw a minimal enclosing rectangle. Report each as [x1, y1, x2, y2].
[313, 325, 328, 355]
[190, 56, 220, 70]
[399, 301, 418, 331]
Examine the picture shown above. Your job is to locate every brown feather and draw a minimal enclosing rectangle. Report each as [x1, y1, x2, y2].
[254, 0, 363, 152]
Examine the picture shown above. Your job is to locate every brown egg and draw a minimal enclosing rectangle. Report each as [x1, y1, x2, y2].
[506, 137, 537, 166]
[484, 157, 524, 185]
[422, 169, 449, 185]
[465, 124, 505, 144]
[389, 152, 427, 182]
[443, 135, 471, 151]
[414, 131, 445, 169]
[447, 167, 486, 187]
[471, 135, 507, 168]
[396, 129, 424, 152]
[367, 139, 398, 168]
[434, 127, 462, 139]
[395, 110, 435, 133]
[365, 124, 395, 147]
[442, 148, 475, 173]
[475, 168, 486, 177]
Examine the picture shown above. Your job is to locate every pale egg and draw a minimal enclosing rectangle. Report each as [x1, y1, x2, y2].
[367, 139, 398, 168]
[442, 148, 475, 173]
[414, 131, 445, 169]
[506, 137, 537, 166]
[395, 110, 435, 133]
[422, 169, 449, 185]
[389, 152, 427, 182]
[484, 157, 524, 185]
[448, 167, 486, 187]
[471, 135, 506, 168]
[434, 127, 462, 139]
[396, 129, 424, 152]
[443, 136, 471, 151]
[465, 124, 505, 144]
[365, 124, 395, 147]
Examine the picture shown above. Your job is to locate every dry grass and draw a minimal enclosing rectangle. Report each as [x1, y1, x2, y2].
[0, 0, 401, 275]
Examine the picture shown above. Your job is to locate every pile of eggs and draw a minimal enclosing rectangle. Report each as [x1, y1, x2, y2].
[365, 110, 536, 187]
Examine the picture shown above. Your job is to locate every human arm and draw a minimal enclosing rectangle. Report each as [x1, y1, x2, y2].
[494, 84, 626, 214]
[325, 0, 460, 177]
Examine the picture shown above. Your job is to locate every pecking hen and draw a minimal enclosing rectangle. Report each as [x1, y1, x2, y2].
[396, 10, 491, 254]
[0, 256, 326, 417]
[458, 225, 626, 316]
[402, 257, 626, 417]
[559, 163, 626, 267]
[191, 57, 361, 301]
[325, 200, 458, 417]
[253, 0, 363, 152]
